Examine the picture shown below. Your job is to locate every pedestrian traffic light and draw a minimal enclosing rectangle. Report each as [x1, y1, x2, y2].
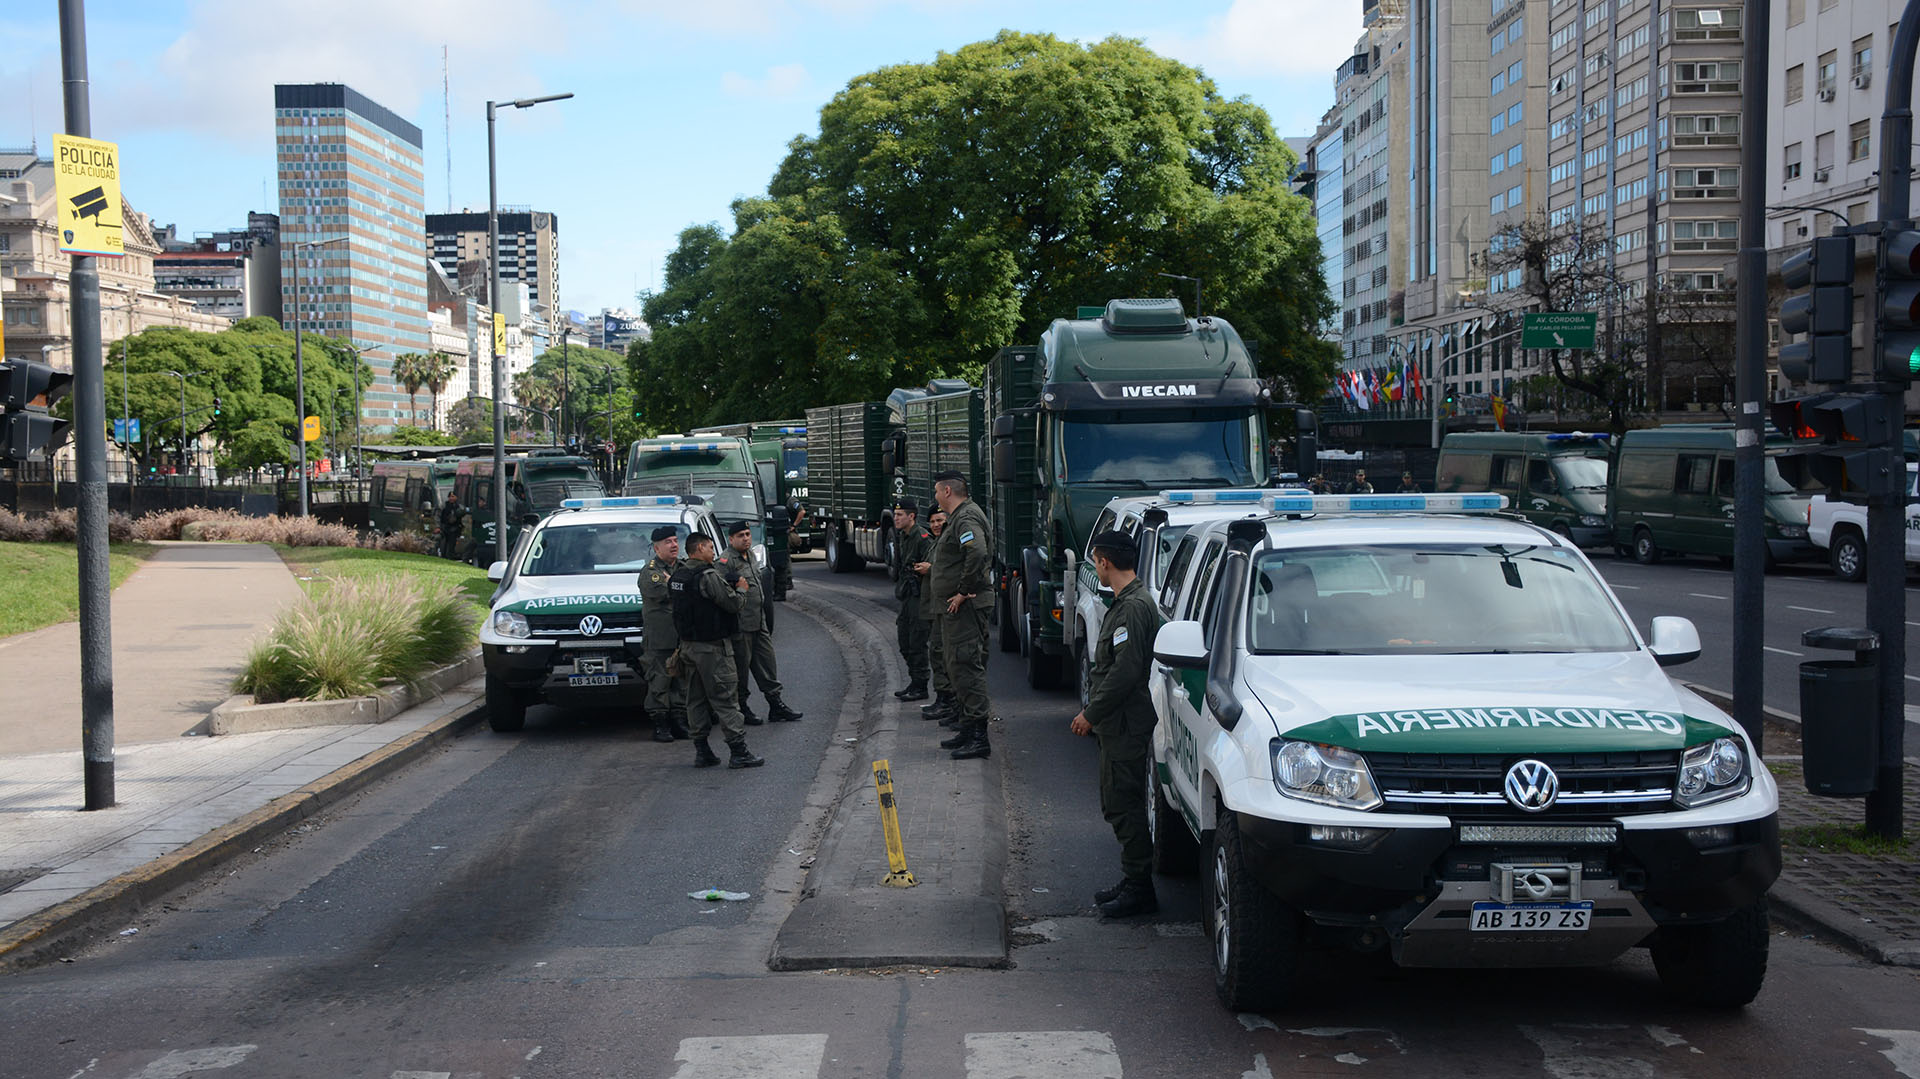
[1770, 391, 1900, 500]
[0, 359, 74, 463]
[1779, 233, 1856, 385]
[1875, 225, 1920, 383]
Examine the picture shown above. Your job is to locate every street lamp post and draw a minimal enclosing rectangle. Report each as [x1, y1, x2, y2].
[158, 369, 186, 475]
[487, 90, 572, 561]
[289, 235, 348, 515]
[335, 340, 374, 501]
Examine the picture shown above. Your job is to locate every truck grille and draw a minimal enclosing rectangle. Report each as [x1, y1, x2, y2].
[526, 613, 642, 638]
[1365, 750, 1679, 817]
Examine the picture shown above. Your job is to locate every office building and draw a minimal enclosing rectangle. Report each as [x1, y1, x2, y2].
[152, 212, 283, 322]
[427, 209, 560, 317]
[274, 83, 429, 430]
[1330, 6, 1412, 369]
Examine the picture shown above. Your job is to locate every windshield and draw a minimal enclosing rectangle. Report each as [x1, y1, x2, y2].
[783, 447, 807, 478]
[696, 484, 766, 544]
[520, 466, 603, 511]
[630, 447, 750, 474]
[1060, 414, 1262, 487]
[1551, 457, 1609, 490]
[1248, 543, 1638, 655]
[519, 522, 658, 576]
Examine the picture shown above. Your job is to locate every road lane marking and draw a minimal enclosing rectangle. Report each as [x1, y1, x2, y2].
[1856, 1030, 1920, 1079]
[966, 1032, 1122, 1079]
[1906, 675, 1920, 684]
[1763, 647, 1805, 657]
[671, 1035, 828, 1079]
[1788, 606, 1836, 614]
[130, 1047, 258, 1078]
[1610, 584, 1641, 590]
[1687, 593, 1729, 600]
[1518, 1025, 1656, 1079]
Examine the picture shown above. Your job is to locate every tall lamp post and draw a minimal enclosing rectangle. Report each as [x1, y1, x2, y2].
[335, 339, 375, 500]
[288, 234, 349, 515]
[158, 369, 187, 474]
[487, 90, 572, 559]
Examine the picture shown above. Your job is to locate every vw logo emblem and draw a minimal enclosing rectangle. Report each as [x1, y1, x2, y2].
[578, 615, 604, 638]
[1503, 759, 1559, 813]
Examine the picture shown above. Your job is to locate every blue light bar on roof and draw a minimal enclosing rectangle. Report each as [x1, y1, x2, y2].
[1159, 488, 1268, 504]
[561, 496, 682, 509]
[777, 426, 807, 435]
[637, 440, 729, 452]
[1265, 493, 1510, 514]
[1544, 431, 1609, 442]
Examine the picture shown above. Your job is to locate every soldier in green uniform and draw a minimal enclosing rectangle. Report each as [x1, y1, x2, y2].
[919, 508, 956, 723]
[1070, 530, 1164, 918]
[668, 532, 765, 769]
[890, 499, 932, 702]
[929, 472, 994, 759]
[722, 521, 803, 724]
[638, 525, 689, 743]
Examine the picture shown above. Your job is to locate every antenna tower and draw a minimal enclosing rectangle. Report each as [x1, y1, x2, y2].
[442, 45, 453, 213]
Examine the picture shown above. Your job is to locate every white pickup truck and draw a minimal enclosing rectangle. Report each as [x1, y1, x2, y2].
[1805, 464, 1919, 581]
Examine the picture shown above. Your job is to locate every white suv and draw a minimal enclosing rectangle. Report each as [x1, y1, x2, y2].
[1145, 492, 1779, 1012]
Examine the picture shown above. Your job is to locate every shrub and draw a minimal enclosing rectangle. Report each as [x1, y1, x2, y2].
[234, 574, 478, 703]
[0, 507, 134, 542]
[130, 507, 231, 541]
[374, 529, 437, 555]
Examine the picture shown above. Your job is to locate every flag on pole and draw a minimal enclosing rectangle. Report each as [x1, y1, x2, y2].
[1490, 395, 1509, 431]
[1408, 359, 1424, 402]
[1382, 364, 1402, 402]
[1352, 370, 1371, 411]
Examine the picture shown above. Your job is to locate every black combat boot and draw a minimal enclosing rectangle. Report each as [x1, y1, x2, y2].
[920, 691, 955, 721]
[651, 715, 675, 743]
[767, 698, 804, 722]
[949, 727, 991, 760]
[693, 737, 721, 768]
[727, 740, 766, 769]
[668, 711, 690, 739]
[893, 682, 928, 701]
[1093, 878, 1131, 905]
[939, 726, 971, 749]
[742, 702, 764, 726]
[1096, 878, 1158, 919]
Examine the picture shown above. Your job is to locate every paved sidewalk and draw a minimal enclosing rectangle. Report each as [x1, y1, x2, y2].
[0, 542, 306, 754]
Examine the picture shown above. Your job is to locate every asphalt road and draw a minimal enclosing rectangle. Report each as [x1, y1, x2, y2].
[4, 555, 1920, 1078]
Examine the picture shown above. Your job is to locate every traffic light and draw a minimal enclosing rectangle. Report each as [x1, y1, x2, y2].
[1875, 225, 1920, 383]
[1770, 392, 1901, 500]
[212, 395, 222, 417]
[0, 359, 74, 463]
[1778, 233, 1856, 385]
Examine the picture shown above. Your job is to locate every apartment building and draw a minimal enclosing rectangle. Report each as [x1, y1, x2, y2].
[1332, 6, 1412, 369]
[427, 210, 560, 318]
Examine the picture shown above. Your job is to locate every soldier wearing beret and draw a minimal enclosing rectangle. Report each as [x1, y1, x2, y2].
[638, 524, 688, 743]
[723, 520, 803, 725]
[1070, 529, 1165, 918]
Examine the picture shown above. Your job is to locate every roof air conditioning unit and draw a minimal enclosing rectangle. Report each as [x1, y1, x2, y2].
[1813, 166, 1831, 182]
[1853, 72, 1872, 89]
[1817, 86, 1836, 101]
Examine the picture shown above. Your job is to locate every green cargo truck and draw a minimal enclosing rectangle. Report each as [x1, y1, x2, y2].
[988, 298, 1274, 689]
[451, 452, 605, 565]
[621, 435, 777, 600]
[804, 400, 896, 572]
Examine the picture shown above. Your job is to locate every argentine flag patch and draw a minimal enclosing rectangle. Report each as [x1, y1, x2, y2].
[1113, 626, 1129, 646]
[960, 531, 975, 544]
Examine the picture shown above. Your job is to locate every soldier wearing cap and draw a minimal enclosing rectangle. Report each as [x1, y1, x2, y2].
[890, 498, 933, 701]
[1070, 529, 1164, 919]
[919, 507, 956, 723]
[929, 470, 994, 759]
[723, 519, 803, 724]
[668, 531, 764, 769]
[638, 524, 689, 743]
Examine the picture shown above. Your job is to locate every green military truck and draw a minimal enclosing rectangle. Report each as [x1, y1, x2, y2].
[805, 401, 895, 572]
[988, 298, 1275, 689]
[451, 451, 605, 565]
[622, 435, 778, 602]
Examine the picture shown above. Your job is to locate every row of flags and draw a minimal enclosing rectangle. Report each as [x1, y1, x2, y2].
[1334, 361, 1425, 410]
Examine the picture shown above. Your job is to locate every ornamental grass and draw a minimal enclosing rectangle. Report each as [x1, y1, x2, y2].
[234, 574, 477, 703]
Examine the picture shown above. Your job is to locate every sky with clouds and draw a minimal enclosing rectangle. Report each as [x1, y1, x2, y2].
[1, 0, 1364, 317]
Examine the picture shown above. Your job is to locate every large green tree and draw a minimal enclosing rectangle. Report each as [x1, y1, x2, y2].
[525, 345, 646, 448]
[631, 31, 1337, 430]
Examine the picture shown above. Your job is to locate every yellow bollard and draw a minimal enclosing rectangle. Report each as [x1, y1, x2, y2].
[872, 759, 918, 887]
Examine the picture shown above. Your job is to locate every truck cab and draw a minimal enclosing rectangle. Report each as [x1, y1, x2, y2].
[622, 435, 774, 589]
[453, 452, 605, 565]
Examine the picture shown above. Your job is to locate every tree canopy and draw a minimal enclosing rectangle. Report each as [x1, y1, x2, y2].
[631, 31, 1337, 431]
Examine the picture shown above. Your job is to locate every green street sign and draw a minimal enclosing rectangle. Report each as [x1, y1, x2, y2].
[1522, 311, 1598, 350]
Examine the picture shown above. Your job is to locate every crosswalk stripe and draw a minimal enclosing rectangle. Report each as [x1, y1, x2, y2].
[389, 1073, 450, 1079]
[964, 1031, 1122, 1079]
[127, 1046, 258, 1079]
[670, 1034, 828, 1079]
[1857, 1030, 1920, 1078]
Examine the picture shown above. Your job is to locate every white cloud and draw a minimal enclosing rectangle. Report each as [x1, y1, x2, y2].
[721, 63, 811, 99]
[97, 0, 572, 142]
[1143, 0, 1365, 83]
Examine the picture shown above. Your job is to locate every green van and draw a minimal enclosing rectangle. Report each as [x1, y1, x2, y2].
[1609, 424, 1820, 566]
[452, 452, 605, 565]
[1435, 431, 1612, 545]
[368, 459, 464, 539]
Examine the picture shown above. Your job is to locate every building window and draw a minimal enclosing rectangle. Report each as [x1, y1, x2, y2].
[1586, 3, 1608, 31]
[1854, 37, 1874, 80]
[1787, 0, 1805, 26]
[1508, 183, 1524, 206]
[1786, 63, 1804, 105]
[1783, 142, 1803, 180]
[1817, 51, 1838, 95]
[1509, 102, 1524, 125]
[1509, 16, 1524, 43]
[1510, 59, 1524, 83]
[1492, 191, 1508, 214]
[1493, 70, 1507, 94]
[1492, 112, 1507, 136]
[1552, 23, 1577, 50]
[1850, 120, 1871, 161]
[1815, 130, 1835, 171]
[1492, 153, 1507, 176]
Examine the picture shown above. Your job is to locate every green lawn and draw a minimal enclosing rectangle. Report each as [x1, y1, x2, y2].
[272, 545, 494, 608]
[0, 541, 157, 638]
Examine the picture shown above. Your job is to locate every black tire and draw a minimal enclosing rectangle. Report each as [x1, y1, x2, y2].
[1076, 624, 1094, 713]
[485, 675, 527, 733]
[1633, 527, 1662, 565]
[1148, 762, 1199, 876]
[1552, 522, 1574, 543]
[997, 584, 1021, 653]
[1207, 812, 1301, 1012]
[825, 529, 864, 573]
[1025, 620, 1065, 689]
[1830, 529, 1866, 582]
[1650, 897, 1770, 1007]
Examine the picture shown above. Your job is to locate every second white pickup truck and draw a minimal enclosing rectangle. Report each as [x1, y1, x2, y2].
[1805, 464, 1920, 581]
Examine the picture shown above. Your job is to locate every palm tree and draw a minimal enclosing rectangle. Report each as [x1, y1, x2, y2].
[422, 350, 458, 431]
[512, 370, 561, 438]
[392, 352, 429, 427]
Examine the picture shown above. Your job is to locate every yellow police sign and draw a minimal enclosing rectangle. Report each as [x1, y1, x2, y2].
[52, 134, 124, 257]
[302, 416, 322, 442]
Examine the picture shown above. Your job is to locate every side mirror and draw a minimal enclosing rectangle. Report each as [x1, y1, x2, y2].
[486, 560, 509, 582]
[520, 512, 541, 527]
[1153, 620, 1209, 670]
[1648, 615, 1701, 667]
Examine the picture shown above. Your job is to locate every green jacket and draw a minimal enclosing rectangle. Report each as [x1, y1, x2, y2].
[638, 554, 679, 650]
[1085, 576, 1162, 745]
[720, 546, 764, 633]
[894, 523, 932, 605]
[929, 498, 992, 611]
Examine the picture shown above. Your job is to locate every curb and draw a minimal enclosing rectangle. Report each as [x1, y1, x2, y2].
[208, 653, 484, 735]
[1766, 879, 1920, 967]
[0, 695, 487, 972]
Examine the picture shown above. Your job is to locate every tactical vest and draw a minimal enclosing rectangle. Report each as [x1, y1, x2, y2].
[670, 562, 737, 642]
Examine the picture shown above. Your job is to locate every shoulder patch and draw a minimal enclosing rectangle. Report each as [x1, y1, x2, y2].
[1113, 626, 1129, 646]
[959, 530, 976, 545]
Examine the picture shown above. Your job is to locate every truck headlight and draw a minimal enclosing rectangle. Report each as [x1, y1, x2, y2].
[1271, 740, 1383, 811]
[1578, 514, 1605, 528]
[491, 610, 530, 639]
[1675, 737, 1749, 807]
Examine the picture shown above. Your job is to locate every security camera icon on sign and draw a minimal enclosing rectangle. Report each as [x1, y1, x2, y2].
[70, 186, 110, 222]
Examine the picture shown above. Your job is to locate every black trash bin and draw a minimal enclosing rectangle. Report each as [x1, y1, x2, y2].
[1799, 626, 1879, 797]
